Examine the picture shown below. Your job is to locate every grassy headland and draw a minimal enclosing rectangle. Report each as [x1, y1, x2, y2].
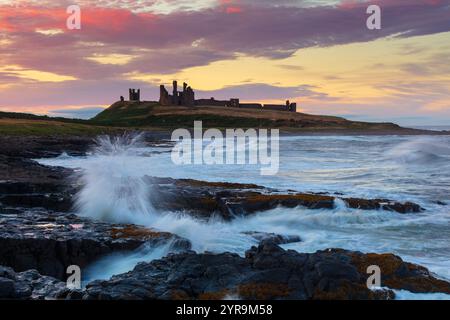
[0, 102, 446, 136]
[92, 101, 406, 132]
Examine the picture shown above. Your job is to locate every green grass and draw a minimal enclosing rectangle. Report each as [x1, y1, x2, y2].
[0, 119, 126, 136]
[93, 113, 275, 128]
[91, 101, 275, 128]
[0, 102, 405, 136]
[92, 101, 158, 124]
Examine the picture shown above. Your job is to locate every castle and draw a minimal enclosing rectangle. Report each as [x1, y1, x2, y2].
[128, 81, 297, 112]
[159, 81, 195, 107]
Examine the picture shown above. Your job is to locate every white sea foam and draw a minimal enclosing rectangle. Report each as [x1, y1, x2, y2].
[73, 134, 158, 224]
[385, 136, 450, 165]
[393, 289, 450, 300]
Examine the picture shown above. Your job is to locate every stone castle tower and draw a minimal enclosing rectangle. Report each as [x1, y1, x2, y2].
[129, 89, 140, 101]
[159, 81, 195, 107]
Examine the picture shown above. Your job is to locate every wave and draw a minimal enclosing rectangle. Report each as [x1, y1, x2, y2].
[74, 133, 157, 224]
[385, 137, 450, 165]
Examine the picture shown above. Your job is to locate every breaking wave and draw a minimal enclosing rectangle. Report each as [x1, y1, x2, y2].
[74, 133, 157, 224]
[385, 137, 450, 165]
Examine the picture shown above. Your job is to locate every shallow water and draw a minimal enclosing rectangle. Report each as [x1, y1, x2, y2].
[37, 135, 450, 290]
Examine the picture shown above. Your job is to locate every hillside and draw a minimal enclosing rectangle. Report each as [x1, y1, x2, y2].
[0, 111, 120, 136]
[92, 101, 408, 132]
[0, 103, 445, 135]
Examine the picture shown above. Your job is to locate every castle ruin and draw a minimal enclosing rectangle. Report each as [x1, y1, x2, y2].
[127, 81, 298, 112]
[129, 88, 140, 101]
[159, 81, 195, 107]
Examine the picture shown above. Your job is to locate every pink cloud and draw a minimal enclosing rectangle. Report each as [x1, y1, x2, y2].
[226, 6, 242, 14]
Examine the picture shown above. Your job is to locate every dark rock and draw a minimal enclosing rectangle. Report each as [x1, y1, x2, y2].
[0, 277, 15, 297]
[0, 154, 78, 212]
[0, 136, 92, 159]
[0, 265, 66, 299]
[146, 177, 425, 219]
[0, 210, 191, 280]
[344, 249, 450, 294]
[242, 231, 301, 245]
[82, 244, 450, 300]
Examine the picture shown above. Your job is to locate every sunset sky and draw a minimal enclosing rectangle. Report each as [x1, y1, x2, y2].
[0, 0, 449, 125]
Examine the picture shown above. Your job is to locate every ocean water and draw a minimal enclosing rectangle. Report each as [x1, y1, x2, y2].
[37, 134, 450, 296]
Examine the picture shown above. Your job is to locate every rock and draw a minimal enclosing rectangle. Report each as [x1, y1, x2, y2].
[146, 177, 425, 219]
[0, 210, 191, 280]
[343, 198, 424, 213]
[82, 244, 450, 300]
[0, 155, 78, 212]
[0, 277, 15, 297]
[242, 231, 301, 245]
[0, 265, 66, 299]
[0, 136, 92, 159]
[345, 250, 450, 294]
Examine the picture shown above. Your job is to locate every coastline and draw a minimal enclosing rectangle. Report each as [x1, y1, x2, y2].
[0, 133, 449, 299]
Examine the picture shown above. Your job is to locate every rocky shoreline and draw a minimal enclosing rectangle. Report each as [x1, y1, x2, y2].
[0, 134, 449, 300]
[80, 242, 450, 300]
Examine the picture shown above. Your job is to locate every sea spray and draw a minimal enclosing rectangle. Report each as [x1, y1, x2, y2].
[73, 133, 258, 252]
[385, 136, 450, 165]
[74, 133, 156, 224]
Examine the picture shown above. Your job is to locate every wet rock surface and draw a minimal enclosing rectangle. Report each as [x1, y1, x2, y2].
[0, 265, 66, 299]
[148, 177, 425, 219]
[0, 136, 91, 159]
[241, 231, 301, 245]
[0, 136, 82, 212]
[80, 243, 450, 300]
[0, 209, 190, 280]
[0, 152, 77, 212]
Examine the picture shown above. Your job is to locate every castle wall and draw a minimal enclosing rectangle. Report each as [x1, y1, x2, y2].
[229, 99, 240, 108]
[159, 85, 171, 105]
[172, 81, 179, 105]
[263, 104, 288, 111]
[184, 86, 195, 107]
[195, 98, 228, 107]
[239, 103, 263, 109]
[129, 88, 140, 101]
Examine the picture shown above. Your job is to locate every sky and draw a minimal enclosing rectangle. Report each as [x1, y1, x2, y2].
[0, 0, 449, 125]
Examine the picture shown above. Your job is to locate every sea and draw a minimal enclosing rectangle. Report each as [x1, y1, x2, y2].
[37, 134, 450, 299]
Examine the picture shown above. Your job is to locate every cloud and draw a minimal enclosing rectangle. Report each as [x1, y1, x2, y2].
[0, 79, 159, 108]
[196, 83, 331, 101]
[1, 0, 449, 79]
